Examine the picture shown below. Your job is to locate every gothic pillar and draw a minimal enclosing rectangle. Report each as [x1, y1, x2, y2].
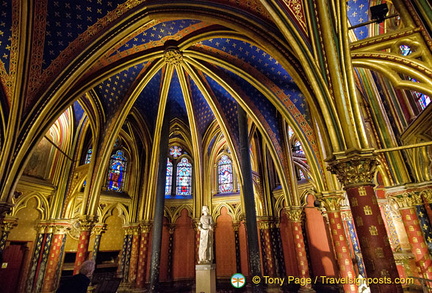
[26, 225, 46, 292]
[321, 193, 357, 293]
[0, 217, 17, 251]
[126, 224, 141, 286]
[136, 222, 151, 288]
[233, 221, 242, 274]
[167, 224, 175, 282]
[41, 222, 70, 292]
[341, 210, 366, 278]
[91, 223, 107, 262]
[258, 217, 276, 277]
[148, 99, 170, 292]
[286, 207, 314, 292]
[328, 155, 402, 292]
[122, 227, 133, 282]
[238, 106, 262, 284]
[33, 223, 54, 293]
[272, 220, 286, 278]
[391, 193, 432, 281]
[73, 216, 95, 275]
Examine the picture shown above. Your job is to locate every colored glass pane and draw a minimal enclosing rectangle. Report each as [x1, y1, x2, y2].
[294, 140, 304, 154]
[218, 155, 233, 193]
[410, 78, 431, 110]
[169, 145, 182, 158]
[288, 126, 294, 138]
[399, 45, 412, 56]
[106, 150, 127, 192]
[176, 157, 192, 196]
[85, 148, 92, 164]
[165, 158, 173, 195]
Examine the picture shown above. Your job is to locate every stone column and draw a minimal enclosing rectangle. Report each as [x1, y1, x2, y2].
[126, 224, 140, 286]
[73, 216, 95, 275]
[91, 223, 107, 262]
[258, 217, 276, 277]
[41, 222, 70, 292]
[286, 207, 314, 292]
[136, 222, 152, 288]
[321, 193, 357, 293]
[34, 223, 54, 293]
[391, 193, 432, 281]
[238, 106, 262, 285]
[328, 155, 402, 292]
[26, 225, 46, 292]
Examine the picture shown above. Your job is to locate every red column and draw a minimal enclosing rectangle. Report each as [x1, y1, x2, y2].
[42, 223, 69, 292]
[128, 224, 140, 286]
[329, 157, 402, 293]
[286, 207, 314, 292]
[73, 218, 94, 274]
[321, 194, 357, 293]
[136, 222, 151, 288]
[392, 194, 432, 282]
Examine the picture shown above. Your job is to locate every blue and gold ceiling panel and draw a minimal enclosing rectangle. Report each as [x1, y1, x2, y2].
[204, 74, 240, 148]
[95, 63, 143, 117]
[347, 0, 369, 40]
[72, 100, 85, 126]
[188, 74, 215, 137]
[168, 70, 188, 123]
[0, 0, 13, 74]
[112, 19, 204, 55]
[133, 68, 162, 134]
[43, 0, 128, 69]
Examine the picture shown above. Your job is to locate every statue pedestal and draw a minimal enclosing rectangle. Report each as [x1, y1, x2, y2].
[195, 264, 216, 293]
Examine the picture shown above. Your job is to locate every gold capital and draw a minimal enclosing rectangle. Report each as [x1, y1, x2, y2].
[328, 154, 378, 188]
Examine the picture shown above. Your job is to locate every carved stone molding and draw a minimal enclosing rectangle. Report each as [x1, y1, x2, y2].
[327, 155, 378, 188]
[164, 47, 183, 65]
[285, 207, 304, 223]
[140, 221, 152, 233]
[391, 192, 423, 209]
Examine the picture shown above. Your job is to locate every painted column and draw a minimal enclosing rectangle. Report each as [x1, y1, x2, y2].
[0, 217, 17, 251]
[73, 216, 95, 275]
[117, 232, 129, 278]
[35, 224, 54, 293]
[321, 193, 357, 293]
[122, 227, 133, 282]
[272, 220, 286, 278]
[391, 193, 432, 281]
[167, 224, 175, 282]
[41, 222, 69, 292]
[258, 217, 276, 277]
[26, 225, 46, 292]
[136, 222, 151, 288]
[128, 224, 141, 286]
[413, 193, 432, 254]
[286, 207, 314, 293]
[341, 210, 366, 278]
[233, 221, 242, 274]
[328, 156, 402, 292]
[91, 223, 107, 262]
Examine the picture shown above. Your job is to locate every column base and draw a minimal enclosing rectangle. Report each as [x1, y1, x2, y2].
[196, 264, 216, 293]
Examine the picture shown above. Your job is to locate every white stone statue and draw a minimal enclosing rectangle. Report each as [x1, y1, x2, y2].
[198, 205, 214, 264]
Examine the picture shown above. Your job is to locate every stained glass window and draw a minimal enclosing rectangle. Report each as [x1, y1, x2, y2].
[169, 146, 182, 158]
[176, 157, 192, 196]
[85, 148, 92, 164]
[165, 158, 173, 195]
[218, 155, 233, 193]
[106, 150, 127, 192]
[293, 140, 304, 154]
[399, 45, 431, 110]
